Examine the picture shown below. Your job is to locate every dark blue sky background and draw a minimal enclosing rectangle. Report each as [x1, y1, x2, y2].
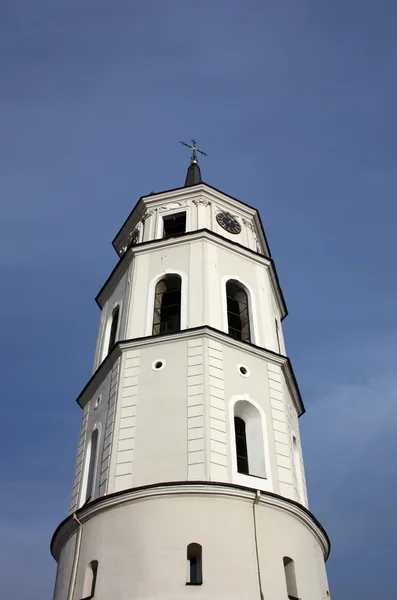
[1, 1, 396, 597]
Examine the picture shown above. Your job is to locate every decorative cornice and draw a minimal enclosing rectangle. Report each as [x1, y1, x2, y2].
[51, 481, 330, 562]
[192, 198, 211, 207]
[242, 217, 255, 232]
[97, 228, 287, 320]
[159, 202, 187, 212]
[75, 325, 304, 416]
[141, 210, 154, 221]
[119, 225, 141, 255]
[112, 182, 271, 259]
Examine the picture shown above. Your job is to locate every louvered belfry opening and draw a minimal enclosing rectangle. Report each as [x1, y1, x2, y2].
[152, 275, 182, 335]
[163, 212, 186, 237]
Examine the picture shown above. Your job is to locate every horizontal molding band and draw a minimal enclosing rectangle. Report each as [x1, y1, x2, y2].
[76, 325, 304, 416]
[51, 480, 330, 561]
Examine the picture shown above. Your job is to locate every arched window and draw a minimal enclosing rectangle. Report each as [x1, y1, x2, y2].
[82, 560, 98, 599]
[234, 417, 249, 474]
[283, 557, 298, 600]
[233, 401, 266, 479]
[226, 280, 250, 342]
[186, 543, 202, 585]
[107, 306, 119, 354]
[152, 275, 181, 335]
[85, 429, 99, 503]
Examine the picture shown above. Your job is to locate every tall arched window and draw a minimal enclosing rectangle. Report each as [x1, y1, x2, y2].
[85, 429, 99, 503]
[107, 306, 119, 354]
[226, 280, 250, 342]
[233, 400, 266, 479]
[283, 557, 298, 600]
[82, 560, 98, 599]
[152, 275, 181, 335]
[186, 543, 202, 585]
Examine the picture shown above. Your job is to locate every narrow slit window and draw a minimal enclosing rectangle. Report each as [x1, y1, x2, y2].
[152, 275, 181, 335]
[85, 429, 98, 503]
[82, 560, 98, 599]
[234, 417, 249, 474]
[226, 280, 251, 342]
[283, 557, 299, 600]
[163, 212, 186, 237]
[275, 318, 281, 353]
[107, 307, 119, 354]
[186, 543, 202, 585]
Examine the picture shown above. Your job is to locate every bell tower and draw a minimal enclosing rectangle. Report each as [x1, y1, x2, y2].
[51, 149, 331, 600]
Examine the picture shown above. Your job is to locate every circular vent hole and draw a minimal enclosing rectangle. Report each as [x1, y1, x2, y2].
[152, 358, 166, 371]
[237, 364, 250, 377]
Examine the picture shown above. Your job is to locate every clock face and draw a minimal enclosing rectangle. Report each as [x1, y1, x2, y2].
[216, 212, 241, 234]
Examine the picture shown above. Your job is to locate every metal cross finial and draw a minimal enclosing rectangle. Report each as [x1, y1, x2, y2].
[179, 138, 208, 163]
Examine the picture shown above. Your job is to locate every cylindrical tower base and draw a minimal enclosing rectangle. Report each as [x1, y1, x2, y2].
[52, 482, 330, 600]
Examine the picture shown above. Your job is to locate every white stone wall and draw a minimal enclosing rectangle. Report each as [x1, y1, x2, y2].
[208, 339, 228, 482]
[107, 235, 284, 350]
[186, 338, 205, 479]
[54, 487, 330, 600]
[93, 265, 131, 372]
[99, 357, 121, 496]
[283, 376, 308, 507]
[111, 349, 140, 492]
[69, 402, 89, 512]
[70, 330, 305, 507]
[69, 358, 120, 513]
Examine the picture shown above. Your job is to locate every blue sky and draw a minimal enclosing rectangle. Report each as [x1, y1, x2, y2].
[1, 1, 396, 597]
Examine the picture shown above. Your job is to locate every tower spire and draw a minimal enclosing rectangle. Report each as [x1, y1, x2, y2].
[179, 138, 208, 186]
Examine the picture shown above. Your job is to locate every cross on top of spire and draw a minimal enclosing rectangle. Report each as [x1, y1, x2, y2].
[179, 139, 208, 164]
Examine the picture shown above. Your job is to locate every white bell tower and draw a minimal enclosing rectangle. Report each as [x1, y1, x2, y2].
[51, 149, 331, 600]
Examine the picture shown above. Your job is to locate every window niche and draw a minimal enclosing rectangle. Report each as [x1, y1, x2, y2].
[186, 543, 202, 585]
[226, 280, 251, 342]
[82, 560, 98, 600]
[283, 557, 299, 600]
[152, 275, 182, 335]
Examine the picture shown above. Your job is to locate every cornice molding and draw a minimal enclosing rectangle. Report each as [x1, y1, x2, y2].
[97, 228, 286, 319]
[112, 182, 271, 258]
[51, 481, 330, 562]
[75, 325, 304, 416]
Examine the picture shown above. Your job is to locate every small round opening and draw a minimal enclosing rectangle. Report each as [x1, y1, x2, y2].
[94, 396, 101, 409]
[237, 364, 250, 377]
[152, 358, 166, 371]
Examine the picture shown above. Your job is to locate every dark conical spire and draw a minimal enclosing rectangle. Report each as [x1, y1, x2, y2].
[184, 158, 202, 187]
[179, 139, 207, 187]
